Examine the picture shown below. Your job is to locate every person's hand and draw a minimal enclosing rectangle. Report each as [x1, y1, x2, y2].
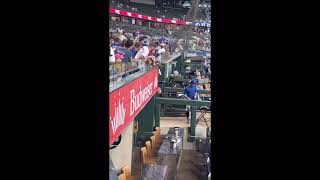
[184, 95, 191, 100]
[138, 56, 145, 60]
[148, 56, 156, 62]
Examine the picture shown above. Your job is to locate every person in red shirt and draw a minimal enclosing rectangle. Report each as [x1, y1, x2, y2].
[148, 43, 157, 56]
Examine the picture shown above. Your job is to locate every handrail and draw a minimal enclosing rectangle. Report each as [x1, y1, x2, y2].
[155, 97, 211, 107]
[163, 87, 211, 94]
[109, 64, 153, 92]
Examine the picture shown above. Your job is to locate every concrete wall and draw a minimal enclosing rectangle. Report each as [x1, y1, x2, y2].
[110, 120, 134, 169]
[130, 0, 155, 5]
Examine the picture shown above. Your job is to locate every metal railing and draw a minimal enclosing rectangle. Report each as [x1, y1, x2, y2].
[109, 60, 154, 90]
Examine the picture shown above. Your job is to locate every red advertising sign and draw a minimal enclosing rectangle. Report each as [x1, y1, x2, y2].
[109, 8, 191, 25]
[109, 68, 159, 145]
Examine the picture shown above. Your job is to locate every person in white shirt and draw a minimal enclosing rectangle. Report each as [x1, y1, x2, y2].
[116, 28, 123, 34]
[118, 34, 127, 42]
[135, 37, 149, 70]
[135, 45, 149, 59]
[109, 47, 116, 84]
[157, 44, 166, 54]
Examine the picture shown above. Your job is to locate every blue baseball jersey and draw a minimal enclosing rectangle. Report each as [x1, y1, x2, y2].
[184, 86, 197, 100]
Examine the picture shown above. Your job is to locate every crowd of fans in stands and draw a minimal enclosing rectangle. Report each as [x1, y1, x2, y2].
[109, 27, 175, 84]
[108, 4, 211, 85]
[108, 25, 211, 83]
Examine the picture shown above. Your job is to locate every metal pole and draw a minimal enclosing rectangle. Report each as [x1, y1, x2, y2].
[190, 105, 197, 142]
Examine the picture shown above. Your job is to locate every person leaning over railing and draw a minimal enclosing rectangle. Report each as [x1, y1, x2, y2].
[128, 41, 142, 73]
[129, 39, 141, 57]
[134, 36, 149, 71]
[114, 39, 134, 78]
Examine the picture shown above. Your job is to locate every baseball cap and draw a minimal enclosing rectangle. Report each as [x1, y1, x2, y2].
[115, 53, 124, 59]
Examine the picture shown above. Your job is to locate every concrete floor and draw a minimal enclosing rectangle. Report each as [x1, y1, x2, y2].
[160, 112, 211, 140]
[132, 136, 209, 180]
[160, 117, 190, 128]
[131, 113, 211, 179]
[176, 150, 208, 180]
[160, 112, 211, 128]
[160, 114, 211, 179]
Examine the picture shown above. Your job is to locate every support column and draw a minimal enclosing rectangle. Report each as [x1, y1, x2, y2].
[175, 56, 182, 74]
[155, 102, 160, 127]
[190, 105, 197, 142]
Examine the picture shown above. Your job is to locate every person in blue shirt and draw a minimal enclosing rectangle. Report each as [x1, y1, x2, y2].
[130, 42, 142, 59]
[184, 79, 198, 123]
[110, 38, 121, 48]
[128, 42, 142, 73]
[114, 40, 134, 77]
[115, 39, 133, 64]
[159, 36, 166, 44]
[184, 79, 198, 100]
